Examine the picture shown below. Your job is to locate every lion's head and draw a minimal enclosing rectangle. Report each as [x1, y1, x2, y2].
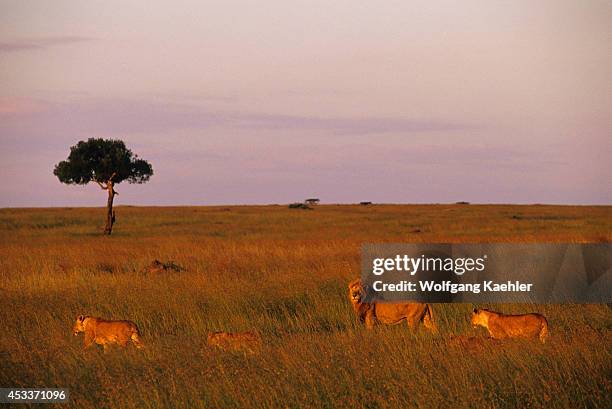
[207, 332, 226, 346]
[471, 308, 487, 328]
[73, 315, 88, 336]
[348, 278, 364, 306]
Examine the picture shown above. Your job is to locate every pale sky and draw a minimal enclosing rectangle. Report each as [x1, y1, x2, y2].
[1, 0, 610, 206]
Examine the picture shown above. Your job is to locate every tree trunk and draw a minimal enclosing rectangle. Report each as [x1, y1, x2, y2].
[104, 180, 116, 235]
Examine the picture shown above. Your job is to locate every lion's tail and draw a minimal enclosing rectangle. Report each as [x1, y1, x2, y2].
[131, 328, 145, 349]
[423, 304, 438, 334]
[539, 318, 548, 343]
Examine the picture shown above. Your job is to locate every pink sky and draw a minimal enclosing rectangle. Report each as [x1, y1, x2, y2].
[1, 1, 610, 206]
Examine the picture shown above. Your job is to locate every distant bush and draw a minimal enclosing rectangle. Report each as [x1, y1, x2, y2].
[455, 201, 470, 205]
[359, 201, 372, 206]
[288, 203, 313, 210]
[96, 262, 115, 274]
[142, 260, 186, 274]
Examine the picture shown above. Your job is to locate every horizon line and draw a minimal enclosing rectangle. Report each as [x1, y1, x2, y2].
[2, 202, 611, 210]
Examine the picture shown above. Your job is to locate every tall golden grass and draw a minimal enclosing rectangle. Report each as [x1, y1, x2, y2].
[0, 204, 610, 408]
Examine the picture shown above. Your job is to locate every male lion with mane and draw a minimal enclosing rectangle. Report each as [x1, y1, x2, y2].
[471, 308, 548, 343]
[72, 315, 145, 351]
[348, 279, 437, 332]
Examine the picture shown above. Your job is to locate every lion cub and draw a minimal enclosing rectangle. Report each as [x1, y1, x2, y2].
[471, 309, 548, 343]
[207, 330, 262, 354]
[73, 315, 145, 351]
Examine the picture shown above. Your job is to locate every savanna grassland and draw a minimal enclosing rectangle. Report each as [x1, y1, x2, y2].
[0, 204, 611, 408]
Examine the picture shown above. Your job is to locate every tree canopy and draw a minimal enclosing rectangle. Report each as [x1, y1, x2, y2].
[54, 138, 153, 185]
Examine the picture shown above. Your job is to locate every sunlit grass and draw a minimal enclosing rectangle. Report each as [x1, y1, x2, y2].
[0, 204, 610, 408]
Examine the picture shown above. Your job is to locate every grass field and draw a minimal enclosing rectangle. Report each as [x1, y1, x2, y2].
[1, 204, 610, 408]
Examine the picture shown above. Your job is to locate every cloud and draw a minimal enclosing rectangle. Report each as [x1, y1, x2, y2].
[0, 97, 45, 115]
[0, 97, 472, 140]
[0, 36, 93, 53]
[237, 112, 473, 135]
[1, 96, 608, 206]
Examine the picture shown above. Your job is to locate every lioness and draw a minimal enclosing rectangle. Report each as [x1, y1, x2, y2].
[348, 279, 437, 332]
[207, 330, 262, 354]
[72, 315, 144, 351]
[471, 308, 548, 343]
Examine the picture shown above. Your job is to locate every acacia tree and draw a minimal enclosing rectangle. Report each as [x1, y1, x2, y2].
[54, 138, 153, 235]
